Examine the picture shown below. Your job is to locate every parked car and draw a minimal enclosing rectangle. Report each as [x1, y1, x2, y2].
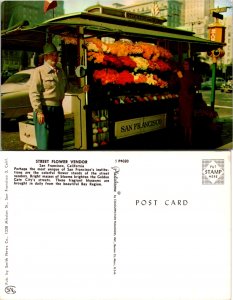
[201, 77, 226, 90]
[1, 69, 18, 83]
[1, 69, 34, 122]
[215, 77, 226, 88]
[201, 80, 212, 90]
[220, 80, 233, 93]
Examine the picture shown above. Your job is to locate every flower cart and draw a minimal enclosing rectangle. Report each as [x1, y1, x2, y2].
[1, 5, 225, 150]
[84, 37, 179, 149]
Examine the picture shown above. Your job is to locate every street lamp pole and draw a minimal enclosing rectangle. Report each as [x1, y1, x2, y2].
[208, 7, 227, 109]
[210, 58, 217, 109]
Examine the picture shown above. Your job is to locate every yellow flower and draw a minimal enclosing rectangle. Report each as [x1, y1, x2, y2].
[146, 74, 156, 85]
[130, 56, 149, 71]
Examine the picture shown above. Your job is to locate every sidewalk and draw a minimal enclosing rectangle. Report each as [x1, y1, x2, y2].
[218, 142, 233, 149]
[194, 115, 232, 150]
[216, 116, 232, 150]
[202, 91, 232, 150]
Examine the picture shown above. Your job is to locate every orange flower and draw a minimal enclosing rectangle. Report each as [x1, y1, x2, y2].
[134, 73, 147, 84]
[157, 46, 173, 59]
[86, 38, 103, 52]
[136, 42, 155, 59]
[88, 52, 105, 64]
[129, 44, 143, 55]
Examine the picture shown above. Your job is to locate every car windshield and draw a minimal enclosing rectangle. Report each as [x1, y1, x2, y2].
[5, 73, 30, 84]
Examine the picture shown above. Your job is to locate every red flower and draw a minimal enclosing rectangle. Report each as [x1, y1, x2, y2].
[115, 70, 134, 85]
[103, 55, 123, 68]
[148, 60, 159, 71]
[156, 60, 171, 72]
[119, 56, 137, 69]
[88, 52, 106, 64]
[93, 69, 118, 85]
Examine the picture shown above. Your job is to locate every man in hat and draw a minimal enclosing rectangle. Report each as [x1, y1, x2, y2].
[29, 42, 67, 150]
[30, 42, 89, 150]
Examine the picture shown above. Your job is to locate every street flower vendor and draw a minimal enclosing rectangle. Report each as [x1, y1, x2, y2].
[29, 42, 89, 150]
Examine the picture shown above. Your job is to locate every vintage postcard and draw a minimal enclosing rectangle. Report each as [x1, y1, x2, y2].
[1, 1, 232, 299]
[0, 150, 231, 300]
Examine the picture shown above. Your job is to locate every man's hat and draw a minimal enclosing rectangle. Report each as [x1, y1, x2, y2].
[43, 43, 57, 55]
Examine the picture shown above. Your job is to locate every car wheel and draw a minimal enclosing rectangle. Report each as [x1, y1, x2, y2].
[1, 115, 27, 131]
[1, 118, 15, 131]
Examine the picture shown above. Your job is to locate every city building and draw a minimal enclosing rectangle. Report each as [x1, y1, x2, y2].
[1, 1, 64, 29]
[112, 0, 215, 39]
[222, 15, 233, 66]
[1, 1, 65, 73]
[113, 1, 183, 27]
[214, 14, 233, 79]
[182, 1, 231, 77]
[183, 0, 214, 39]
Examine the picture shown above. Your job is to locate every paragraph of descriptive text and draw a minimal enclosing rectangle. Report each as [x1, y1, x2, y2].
[13, 159, 110, 186]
